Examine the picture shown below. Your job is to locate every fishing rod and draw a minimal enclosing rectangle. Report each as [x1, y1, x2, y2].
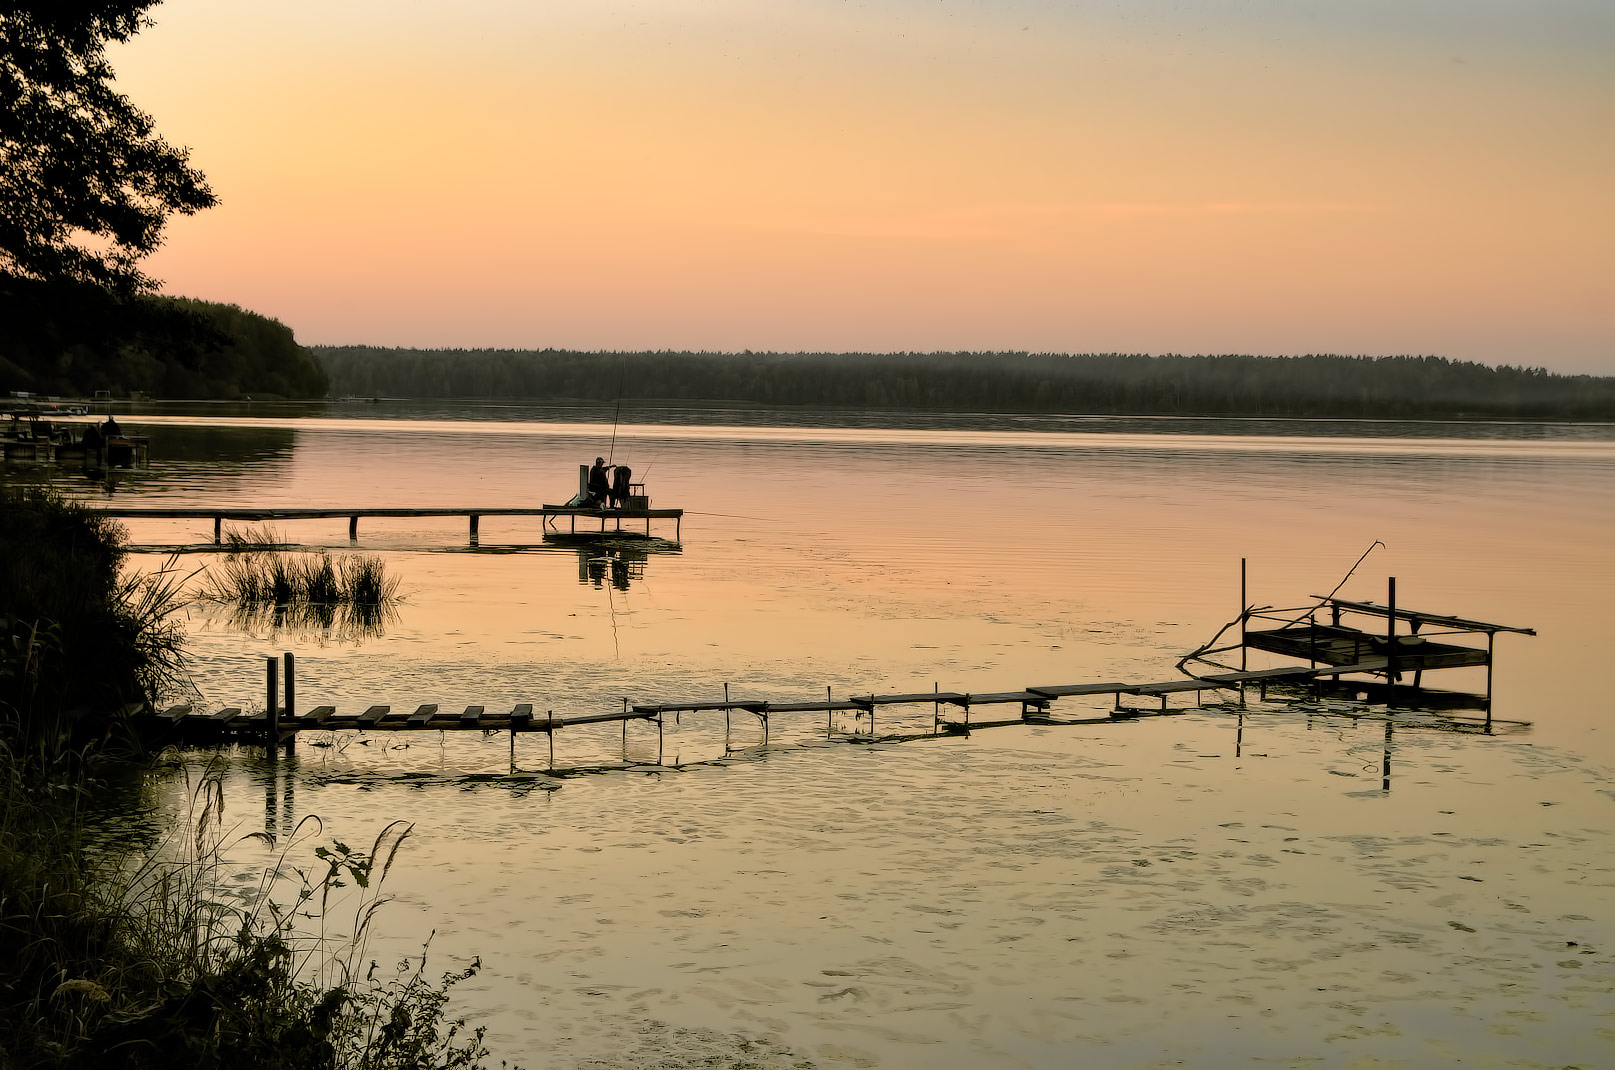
[607, 358, 626, 465]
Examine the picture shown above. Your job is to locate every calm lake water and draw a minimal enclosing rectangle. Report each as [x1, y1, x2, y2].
[12, 404, 1615, 1067]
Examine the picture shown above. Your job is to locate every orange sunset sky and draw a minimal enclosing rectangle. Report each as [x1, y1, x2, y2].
[116, 0, 1612, 371]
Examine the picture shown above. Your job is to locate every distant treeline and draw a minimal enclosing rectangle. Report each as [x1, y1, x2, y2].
[315, 348, 1615, 421]
[0, 275, 328, 399]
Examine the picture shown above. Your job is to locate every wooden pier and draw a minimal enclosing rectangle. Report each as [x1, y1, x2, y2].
[120, 650, 1373, 770]
[95, 505, 683, 545]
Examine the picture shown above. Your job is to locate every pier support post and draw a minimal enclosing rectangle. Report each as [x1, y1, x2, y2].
[469, 514, 479, 545]
[214, 516, 222, 544]
[1485, 631, 1495, 731]
[1240, 557, 1247, 672]
[282, 652, 295, 753]
[265, 656, 279, 758]
[349, 515, 358, 541]
[1386, 577, 1398, 705]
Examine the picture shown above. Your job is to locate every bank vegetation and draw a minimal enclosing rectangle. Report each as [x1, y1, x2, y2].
[0, 489, 498, 1069]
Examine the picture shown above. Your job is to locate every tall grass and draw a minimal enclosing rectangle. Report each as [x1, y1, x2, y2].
[0, 757, 498, 1067]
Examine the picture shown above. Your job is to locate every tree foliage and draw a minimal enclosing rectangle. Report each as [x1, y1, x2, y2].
[314, 347, 1615, 422]
[0, 278, 329, 398]
[0, 0, 215, 293]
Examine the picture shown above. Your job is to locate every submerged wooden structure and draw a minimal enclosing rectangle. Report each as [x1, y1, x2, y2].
[1180, 560, 1536, 728]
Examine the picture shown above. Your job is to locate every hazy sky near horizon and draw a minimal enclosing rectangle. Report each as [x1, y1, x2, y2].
[117, 0, 1612, 371]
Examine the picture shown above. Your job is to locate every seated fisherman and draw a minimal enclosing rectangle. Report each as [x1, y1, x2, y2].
[609, 463, 632, 508]
[587, 457, 610, 507]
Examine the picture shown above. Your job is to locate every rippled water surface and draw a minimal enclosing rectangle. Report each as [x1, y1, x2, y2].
[13, 405, 1615, 1067]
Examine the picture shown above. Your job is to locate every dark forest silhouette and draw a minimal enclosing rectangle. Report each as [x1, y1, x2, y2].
[315, 347, 1615, 421]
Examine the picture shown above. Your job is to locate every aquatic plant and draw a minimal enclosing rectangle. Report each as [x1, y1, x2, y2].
[219, 523, 291, 553]
[200, 551, 400, 641]
[202, 551, 399, 611]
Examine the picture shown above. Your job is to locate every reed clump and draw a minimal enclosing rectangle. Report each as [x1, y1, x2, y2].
[201, 552, 400, 639]
[203, 552, 398, 609]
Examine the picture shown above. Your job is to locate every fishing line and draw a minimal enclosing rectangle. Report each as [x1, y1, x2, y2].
[684, 510, 779, 522]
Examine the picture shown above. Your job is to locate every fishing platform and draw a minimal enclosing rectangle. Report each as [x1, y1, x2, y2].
[95, 464, 682, 544]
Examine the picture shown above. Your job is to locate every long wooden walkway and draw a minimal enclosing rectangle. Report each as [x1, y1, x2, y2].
[126, 659, 1385, 760]
[95, 505, 683, 544]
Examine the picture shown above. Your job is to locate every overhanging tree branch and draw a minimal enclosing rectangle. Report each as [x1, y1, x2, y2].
[0, 0, 215, 294]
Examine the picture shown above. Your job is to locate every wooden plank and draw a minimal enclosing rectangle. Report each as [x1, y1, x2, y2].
[944, 691, 1051, 707]
[160, 705, 192, 724]
[867, 691, 968, 704]
[1198, 667, 1323, 683]
[1127, 680, 1220, 696]
[759, 700, 869, 714]
[459, 705, 485, 727]
[301, 705, 336, 728]
[208, 707, 242, 724]
[355, 705, 388, 728]
[407, 704, 437, 727]
[1027, 681, 1130, 698]
[632, 700, 744, 714]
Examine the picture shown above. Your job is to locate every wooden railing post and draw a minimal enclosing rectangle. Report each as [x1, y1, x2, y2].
[265, 656, 279, 757]
[1239, 557, 1247, 671]
[282, 652, 295, 753]
[1386, 576, 1398, 697]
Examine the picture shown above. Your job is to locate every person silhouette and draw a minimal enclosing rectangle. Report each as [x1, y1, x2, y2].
[587, 457, 610, 507]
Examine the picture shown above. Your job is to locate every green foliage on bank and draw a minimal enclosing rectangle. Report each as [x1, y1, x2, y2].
[0, 487, 186, 765]
[0, 276, 329, 400]
[315, 347, 1615, 421]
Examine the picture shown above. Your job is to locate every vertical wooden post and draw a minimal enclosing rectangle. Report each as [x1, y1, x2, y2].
[348, 515, 358, 541]
[469, 514, 479, 544]
[1382, 721, 1393, 792]
[1239, 557, 1247, 671]
[282, 652, 295, 753]
[1386, 576, 1398, 702]
[265, 656, 278, 756]
[825, 686, 831, 738]
[214, 516, 222, 544]
[1485, 630, 1495, 731]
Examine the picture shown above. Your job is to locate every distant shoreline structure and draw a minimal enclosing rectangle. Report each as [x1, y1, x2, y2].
[311, 348, 1615, 422]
